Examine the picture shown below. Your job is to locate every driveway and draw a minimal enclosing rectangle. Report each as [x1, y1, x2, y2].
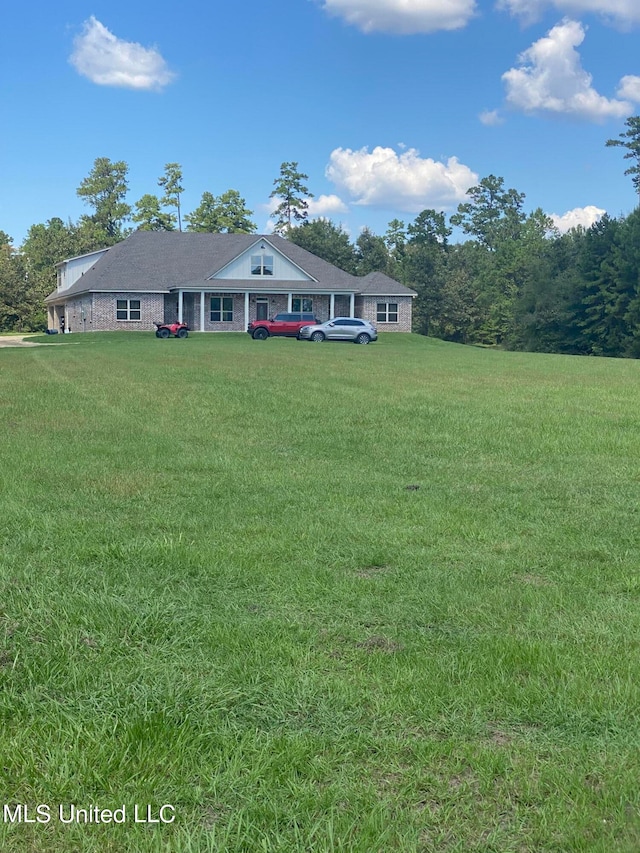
[0, 335, 45, 347]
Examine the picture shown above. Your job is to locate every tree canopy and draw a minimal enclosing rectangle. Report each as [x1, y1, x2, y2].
[184, 190, 255, 233]
[76, 157, 131, 243]
[132, 195, 176, 231]
[270, 162, 313, 233]
[606, 115, 640, 205]
[158, 163, 185, 231]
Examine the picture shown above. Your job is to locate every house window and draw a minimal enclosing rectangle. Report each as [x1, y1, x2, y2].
[251, 255, 274, 276]
[116, 299, 141, 321]
[377, 302, 398, 323]
[210, 296, 233, 322]
[292, 297, 313, 313]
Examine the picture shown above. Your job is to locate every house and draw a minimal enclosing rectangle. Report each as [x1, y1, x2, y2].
[45, 231, 416, 334]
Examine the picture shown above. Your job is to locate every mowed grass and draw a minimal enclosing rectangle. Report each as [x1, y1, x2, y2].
[1, 331, 639, 852]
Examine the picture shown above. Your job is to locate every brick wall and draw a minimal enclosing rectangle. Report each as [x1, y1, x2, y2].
[59, 291, 413, 332]
[355, 295, 413, 332]
[64, 296, 93, 332]
[88, 293, 165, 332]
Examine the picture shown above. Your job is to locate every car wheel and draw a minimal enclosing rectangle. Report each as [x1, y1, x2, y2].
[177, 328, 188, 338]
[155, 330, 161, 337]
[158, 328, 170, 338]
[355, 333, 371, 344]
[311, 331, 325, 342]
[253, 328, 269, 340]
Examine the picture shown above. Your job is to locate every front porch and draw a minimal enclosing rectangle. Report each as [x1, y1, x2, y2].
[172, 290, 356, 332]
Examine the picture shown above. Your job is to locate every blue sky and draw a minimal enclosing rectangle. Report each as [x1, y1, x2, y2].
[2, 0, 639, 245]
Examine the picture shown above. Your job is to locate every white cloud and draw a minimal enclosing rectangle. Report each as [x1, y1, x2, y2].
[318, 0, 477, 34]
[617, 75, 640, 102]
[326, 146, 478, 211]
[550, 204, 605, 232]
[502, 19, 632, 121]
[479, 109, 504, 125]
[307, 194, 349, 217]
[498, 0, 640, 28]
[262, 194, 348, 232]
[70, 17, 175, 91]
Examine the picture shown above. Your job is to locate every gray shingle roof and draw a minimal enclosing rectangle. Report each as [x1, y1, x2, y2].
[47, 231, 416, 300]
[358, 271, 417, 297]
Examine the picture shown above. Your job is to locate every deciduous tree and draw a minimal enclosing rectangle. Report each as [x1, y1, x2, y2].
[0, 236, 44, 331]
[287, 219, 356, 273]
[355, 228, 390, 276]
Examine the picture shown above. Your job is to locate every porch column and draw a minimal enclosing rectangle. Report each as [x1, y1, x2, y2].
[178, 290, 184, 323]
[244, 292, 250, 329]
[200, 290, 206, 331]
[349, 293, 355, 317]
[287, 293, 293, 311]
[330, 293, 335, 318]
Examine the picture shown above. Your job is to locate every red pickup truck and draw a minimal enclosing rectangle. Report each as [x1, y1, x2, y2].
[247, 312, 318, 340]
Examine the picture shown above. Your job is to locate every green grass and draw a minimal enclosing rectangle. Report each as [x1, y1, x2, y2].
[1, 331, 640, 852]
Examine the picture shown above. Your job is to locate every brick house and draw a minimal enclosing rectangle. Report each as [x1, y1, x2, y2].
[45, 231, 416, 334]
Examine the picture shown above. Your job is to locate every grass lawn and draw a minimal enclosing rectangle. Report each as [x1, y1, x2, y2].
[1, 331, 639, 852]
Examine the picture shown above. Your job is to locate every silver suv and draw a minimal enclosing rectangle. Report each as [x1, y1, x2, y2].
[298, 317, 378, 344]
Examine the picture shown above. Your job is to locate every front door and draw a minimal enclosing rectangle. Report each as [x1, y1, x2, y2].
[256, 300, 269, 320]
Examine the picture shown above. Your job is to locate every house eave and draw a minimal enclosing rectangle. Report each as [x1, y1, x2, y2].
[45, 288, 169, 303]
[169, 283, 356, 295]
[358, 291, 417, 298]
[54, 248, 109, 269]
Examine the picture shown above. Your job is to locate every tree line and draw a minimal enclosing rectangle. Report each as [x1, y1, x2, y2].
[1, 116, 639, 357]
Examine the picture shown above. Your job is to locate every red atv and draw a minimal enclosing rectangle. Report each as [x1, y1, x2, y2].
[154, 321, 189, 339]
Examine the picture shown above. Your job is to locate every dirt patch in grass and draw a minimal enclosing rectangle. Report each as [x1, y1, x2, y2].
[356, 564, 391, 579]
[356, 635, 403, 653]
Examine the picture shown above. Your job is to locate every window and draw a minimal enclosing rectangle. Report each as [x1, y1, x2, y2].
[116, 299, 141, 321]
[251, 255, 273, 276]
[377, 302, 398, 323]
[291, 298, 313, 313]
[210, 296, 233, 322]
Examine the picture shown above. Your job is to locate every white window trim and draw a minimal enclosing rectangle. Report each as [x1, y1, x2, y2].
[376, 302, 399, 323]
[210, 295, 234, 322]
[116, 298, 141, 321]
[250, 254, 274, 276]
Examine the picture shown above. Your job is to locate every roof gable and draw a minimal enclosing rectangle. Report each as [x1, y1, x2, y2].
[210, 237, 315, 282]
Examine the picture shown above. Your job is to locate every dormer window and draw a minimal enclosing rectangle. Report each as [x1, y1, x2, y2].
[251, 254, 273, 276]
